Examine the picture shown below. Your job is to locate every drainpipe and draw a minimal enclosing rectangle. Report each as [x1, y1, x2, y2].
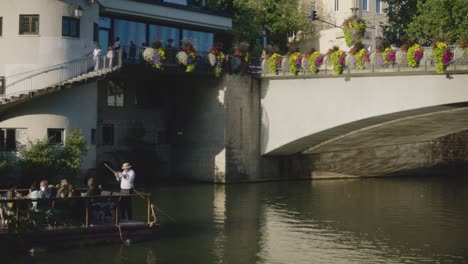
[0, 76, 4, 95]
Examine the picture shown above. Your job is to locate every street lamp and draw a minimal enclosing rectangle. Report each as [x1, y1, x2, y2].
[73, 6, 84, 18]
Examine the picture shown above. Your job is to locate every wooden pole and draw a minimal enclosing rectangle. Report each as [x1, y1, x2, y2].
[147, 194, 151, 224]
[85, 198, 89, 228]
[115, 198, 119, 226]
[15, 202, 19, 223]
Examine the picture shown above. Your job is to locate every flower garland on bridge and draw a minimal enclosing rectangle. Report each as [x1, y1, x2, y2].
[268, 53, 282, 75]
[407, 44, 424, 68]
[382, 47, 396, 65]
[143, 47, 166, 70]
[288, 52, 302, 76]
[355, 48, 370, 69]
[432, 41, 453, 74]
[177, 43, 199, 72]
[208, 46, 226, 78]
[308, 51, 324, 74]
[329, 47, 346, 76]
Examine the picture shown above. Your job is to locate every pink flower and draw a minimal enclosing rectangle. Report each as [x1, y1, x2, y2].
[363, 53, 370, 62]
[338, 55, 345, 65]
[315, 56, 324, 66]
[414, 50, 424, 61]
[386, 51, 396, 62]
[295, 57, 302, 66]
[442, 50, 453, 65]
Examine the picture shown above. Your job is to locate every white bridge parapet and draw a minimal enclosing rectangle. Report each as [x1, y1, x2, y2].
[260, 71, 468, 155]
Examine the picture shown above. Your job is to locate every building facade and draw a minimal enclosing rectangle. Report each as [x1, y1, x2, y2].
[0, 0, 232, 182]
[304, 0, 387, 52]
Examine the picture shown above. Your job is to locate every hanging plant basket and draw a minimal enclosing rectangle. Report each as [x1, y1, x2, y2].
[342, 17, 367, 47]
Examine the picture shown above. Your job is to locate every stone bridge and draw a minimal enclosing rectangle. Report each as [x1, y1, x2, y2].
[258, 70, 468, 178]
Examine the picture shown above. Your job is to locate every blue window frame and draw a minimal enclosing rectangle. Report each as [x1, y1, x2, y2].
[62, 17, 80, 38]
[362, 0, 368, 11]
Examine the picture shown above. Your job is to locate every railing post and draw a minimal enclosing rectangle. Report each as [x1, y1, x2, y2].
[85, 198, 89, 228]
[147, 194, 151, 224]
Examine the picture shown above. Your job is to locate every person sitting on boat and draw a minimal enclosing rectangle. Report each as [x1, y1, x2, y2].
[39, 180, 52, 198]
[2, 185, 21, 222]
[114, 162, 135, 220]
[57, 179, 71, 198]
[85, 177, 99, 197]
[28, 182, 44, 211]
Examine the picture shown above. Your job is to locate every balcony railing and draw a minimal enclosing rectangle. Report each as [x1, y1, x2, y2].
[130, 0, 232, 17]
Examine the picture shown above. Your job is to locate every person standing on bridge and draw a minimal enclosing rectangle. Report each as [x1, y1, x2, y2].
[93, 45, 101, 72]
[115, 162, 135, 220]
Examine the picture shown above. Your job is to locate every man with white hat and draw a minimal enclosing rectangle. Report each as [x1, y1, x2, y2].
[115, 162, 135, 220]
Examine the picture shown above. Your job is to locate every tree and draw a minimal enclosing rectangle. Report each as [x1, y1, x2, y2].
[19, 128, 87, 184]
[232, 0, 314, 52]
[380, 0, 419, 46]
[406, 0, 468, 45]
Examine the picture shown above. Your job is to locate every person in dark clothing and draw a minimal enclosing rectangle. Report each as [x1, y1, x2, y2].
[85, 178, 99, 196]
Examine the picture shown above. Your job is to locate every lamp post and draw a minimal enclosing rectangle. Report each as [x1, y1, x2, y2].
[351, 0, 359, 17]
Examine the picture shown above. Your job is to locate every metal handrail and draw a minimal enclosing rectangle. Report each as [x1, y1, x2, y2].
[4, 51, 94, 80]
[1, 50, 122, 100]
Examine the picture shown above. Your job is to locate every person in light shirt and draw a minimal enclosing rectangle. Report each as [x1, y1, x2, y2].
[114, 162, 135, 220]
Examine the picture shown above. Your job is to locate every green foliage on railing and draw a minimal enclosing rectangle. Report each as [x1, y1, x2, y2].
[309, 52, 323, 74]
[268, 53, 281, 75]
[329, 48, 346, 76]
[288, 52, 302, 76]
[407, 44, 424, 68]
[433, 41, 453, 74]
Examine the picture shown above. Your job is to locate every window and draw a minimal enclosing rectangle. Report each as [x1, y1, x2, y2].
[91, 128, 96, 145]
[376, 0, 381, 13]
[362, 0, 368, 11]
[107, 82, 124, 107]
[0, 17, 3, 36]
[182, 29, 214, 53]
[0, 129, 16, 151]
[102, 124, 114, 145]
[19, 15, 39, 35]
[93, 22, 99, 42]
[334, 0, 339, 11]
[62, 17, 80, 38]
[48, 129, 64, 145]
[164, 0, 188, 5]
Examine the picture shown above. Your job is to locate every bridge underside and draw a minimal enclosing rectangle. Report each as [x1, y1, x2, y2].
[267, 103, 468, 156]
[265, 104, 468, 178]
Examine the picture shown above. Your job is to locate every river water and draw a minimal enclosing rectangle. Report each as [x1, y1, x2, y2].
[15, 176, 468, 263]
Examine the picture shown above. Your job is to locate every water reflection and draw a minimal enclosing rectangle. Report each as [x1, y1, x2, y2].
[213, 185, 226, 264]
[14, 177, 468, 263]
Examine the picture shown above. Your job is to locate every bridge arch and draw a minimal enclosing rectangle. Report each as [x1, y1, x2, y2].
[261, 73, 468, 156]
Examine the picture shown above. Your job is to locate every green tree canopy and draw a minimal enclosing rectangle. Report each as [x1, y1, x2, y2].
[406, 0, 468, 45]
[232, 0, 314, 51]
[20, 128, 87, 184]
[381, 0, 419, 45]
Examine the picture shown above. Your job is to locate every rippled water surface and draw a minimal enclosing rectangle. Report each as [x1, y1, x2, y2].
[13, 177, 468, 263]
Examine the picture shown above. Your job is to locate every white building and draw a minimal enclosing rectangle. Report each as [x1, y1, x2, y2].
[0, 0, 232, 178]
[305, 0, 388, 52]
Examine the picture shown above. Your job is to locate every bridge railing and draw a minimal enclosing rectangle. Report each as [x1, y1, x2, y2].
[250, 47, 468, 76]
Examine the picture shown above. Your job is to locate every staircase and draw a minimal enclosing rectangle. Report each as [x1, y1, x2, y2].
[0, 51, 122, 107]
